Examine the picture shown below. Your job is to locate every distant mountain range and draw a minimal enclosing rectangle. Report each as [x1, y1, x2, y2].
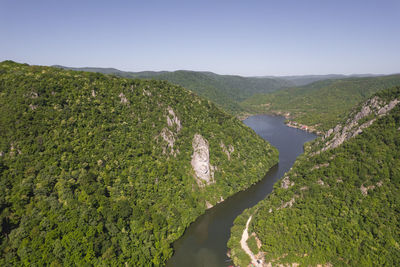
[54, 65, 384, 87]
[242, 74, 400, 130]
[229, 85, 400, 266]
[259, 74, 383, 87]
[0, 61, 278, 265]
[53, 65, 394, 120]
[52, 65, 292, 114]
[3, 61, 399, 266]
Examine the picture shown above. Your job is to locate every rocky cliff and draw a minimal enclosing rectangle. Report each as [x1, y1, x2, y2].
[0, 61, 279, 266]
[229, 86, 400, 266]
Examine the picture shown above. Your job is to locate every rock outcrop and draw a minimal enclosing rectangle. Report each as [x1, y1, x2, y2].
[205, 201, 213, 209]
[281, 176, 294, 189]
[160, 128, 176, 155]
[166, 106, 181, 132]
[119, 92, 129, 104]
[191, 134, 214, 186]
[278, 197, 296, 210]
[220, 141, 234, 160]
[158, 107, 182, 156]
[360, 180, 383, 196]
[29, 104, 38, 110]
[143, 88, 152, 96]
[322, 97, 399, 151]
[311, 163, 329, 170]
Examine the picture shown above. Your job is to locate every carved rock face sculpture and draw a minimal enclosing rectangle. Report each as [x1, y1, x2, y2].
[191, 134, 214, 186]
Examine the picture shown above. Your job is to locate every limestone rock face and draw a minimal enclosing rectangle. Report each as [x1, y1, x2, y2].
[160, 128, 176, 155]
[220, 141, 234, 160]
[191, 134, 214, 186]
[166, 106, 181, 132]
[378, 99, 399, 115]
[158, 106, 182, 156]
[322, 97, 399, 151]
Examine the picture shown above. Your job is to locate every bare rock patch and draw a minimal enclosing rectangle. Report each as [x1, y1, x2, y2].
[166, 106, 181, 132]
[119, 92, 129, 104]
[322, 97, 399, 152]
[281, 176, 294, 189]
[220, 141, 234, 160]
[191, 134, 214, 186]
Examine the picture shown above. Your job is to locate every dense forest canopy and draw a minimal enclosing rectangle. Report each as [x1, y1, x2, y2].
[54, 65, 294, 115]
[0, 61, 278, 265]
[242, 75, 400, 131]
[229, 86, 400, 266]
[55, 66, 397, 126]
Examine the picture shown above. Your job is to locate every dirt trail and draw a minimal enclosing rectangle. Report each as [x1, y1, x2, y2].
[240, 215, 263, 267]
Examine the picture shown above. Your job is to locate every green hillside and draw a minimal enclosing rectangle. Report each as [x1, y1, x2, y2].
[55, 66, 293, 115]
[241, 75, 400, 131]
[0, 61, 278, 266]
[269, 74, 379, 87]
[133, 71, 293, 102]
[229, 86, 400, 266]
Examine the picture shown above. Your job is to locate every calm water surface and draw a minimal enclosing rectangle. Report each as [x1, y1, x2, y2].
[167, 115, 316, 267]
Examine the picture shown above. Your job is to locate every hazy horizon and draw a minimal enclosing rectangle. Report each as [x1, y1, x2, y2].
[1, 0, 399, 76]
[48, 63, 397, 78]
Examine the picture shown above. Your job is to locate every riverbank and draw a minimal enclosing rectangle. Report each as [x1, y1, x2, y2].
[240, 215, 264, 267]
[168, 115, 316, 267]
[238, 112, 323, 135]
[285, 120, 322, 135]
[227, 115, 317, 267]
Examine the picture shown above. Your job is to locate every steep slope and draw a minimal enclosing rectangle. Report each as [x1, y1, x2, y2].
[229, 86, 400, 266]
[242, 75, 400, 131]
[54, 65, 293, 115]
[0, 61, 278, 266]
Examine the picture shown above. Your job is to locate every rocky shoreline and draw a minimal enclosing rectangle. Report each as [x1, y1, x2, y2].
[285, 120, 322, 135]
[237, 112, 322, 135]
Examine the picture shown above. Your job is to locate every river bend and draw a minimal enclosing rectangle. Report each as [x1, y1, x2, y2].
[167, 115, 316, 267]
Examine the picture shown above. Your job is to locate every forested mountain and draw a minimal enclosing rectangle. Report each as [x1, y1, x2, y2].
[54, 66, 393, 123]
[0, 61, 278, 265]
[54, 65, 293, 115]
[264, 74, 380, 87]
[242, 75, 400, 131]
[228, 86, 400, 266]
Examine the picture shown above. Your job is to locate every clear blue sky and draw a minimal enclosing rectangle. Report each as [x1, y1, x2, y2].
[1, 0, 399, 76]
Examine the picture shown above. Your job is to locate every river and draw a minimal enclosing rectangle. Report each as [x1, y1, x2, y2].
[166, 115, 316, 267]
